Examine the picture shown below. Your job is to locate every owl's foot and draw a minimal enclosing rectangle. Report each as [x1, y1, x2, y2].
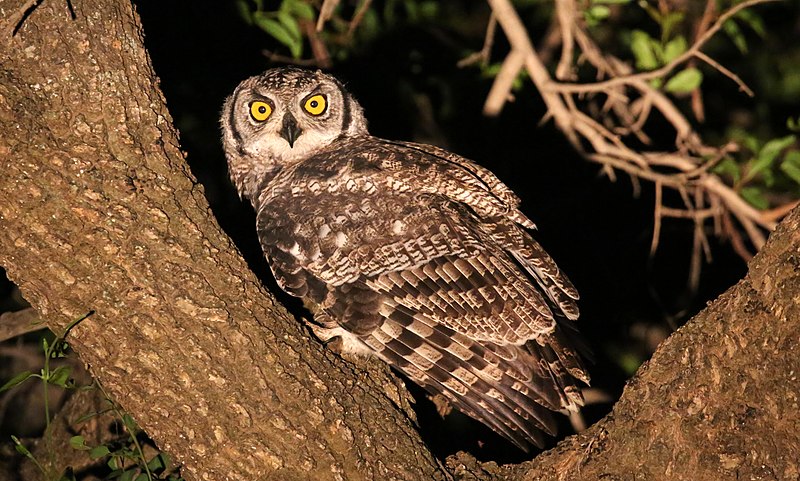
[308, 323, 375, 359]
[323, 334, 345, 354]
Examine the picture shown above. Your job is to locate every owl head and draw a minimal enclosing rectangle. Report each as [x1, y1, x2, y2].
[221, 67, 368, 201]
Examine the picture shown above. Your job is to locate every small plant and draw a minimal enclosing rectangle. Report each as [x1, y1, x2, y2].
[69, 383, 184, 481]
[1, 311, 93, 480]
[0, 311, 183, 481]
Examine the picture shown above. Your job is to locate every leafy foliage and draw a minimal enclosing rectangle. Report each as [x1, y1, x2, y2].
[237, 0, 315, 58]
[715, 131, 799, 208]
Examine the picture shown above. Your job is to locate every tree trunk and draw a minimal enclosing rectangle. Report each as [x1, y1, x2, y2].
[0, 1, 444, 480]
[1, 1, 797, 481]
[448, 206, 800, 480]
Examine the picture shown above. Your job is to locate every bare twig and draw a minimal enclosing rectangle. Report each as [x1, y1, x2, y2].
[695, 0, 718, 41]
[316, 0, 340, 32]
[762, 200, 800, 222]
[482, 0, 783, 270]
[347, 0, 373, 37]
[554, 0, 577, 80]
[0, 307, 42, 342]
[688, 0, 718, 121]
[722, 209, 754, 261]
[483, 49, 524, 116]
[458, 13, 497, 68]
[302, 19, 332, 69]
[694, 51, 754, 96]
[651, 181, 663, 256]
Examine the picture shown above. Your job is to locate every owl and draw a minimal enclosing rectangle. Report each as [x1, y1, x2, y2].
[220, 67, 589, 450]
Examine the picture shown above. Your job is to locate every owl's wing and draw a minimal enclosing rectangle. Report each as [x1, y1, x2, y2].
[255, 138, 587, 449]
[377, 139, 539, 230]
[358, 252, 587, 450]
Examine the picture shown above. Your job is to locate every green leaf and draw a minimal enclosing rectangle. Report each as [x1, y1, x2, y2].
[235, 0, 253, 24]
[48, 366, 74, 388]
[419, 1, 438, 19]
[744, 135, 797, 183]
[619, 352, 642, 376]
[743, 136, 761, 155]
[11, 436, 32, 458]
[119, 469, 136, 481]
[788, 117, 800, 132]
[631, 30, 659, 70]
[664, 67, 702, 94]
[759, 135, 796, 165]
[780, 151, 800, 185]
[638, 1, 661, 23]
[277, 10, 302, 42]
[659, 11, 684, 43]
[51, 343, 68, 358]
[134, 473, 149, 481]
[89, 445, 111, 459]
[403, 0, 419, 22]
[723, 19, 747, 54]
[69, 435, 89, 451]
[0, 370, 34, 393]
[712, 156, 742, 185]
[745, 158, 772, 183]
[285, 0, 315, 20]
[662, 35, 687, 63]
[160, 453, 172, 471]
[254, 15, 302, 58]
[50, 336, 72, 358]
[359, 7, 380, 38]
[590, 5, 610, 19]
[122, 413, 136, 430]
[735, 8, 765, 37]
[481, 62, 502, 78]
[761, 168, 775, 188]
[740, 186, 769, 209]
[147, 453, 168, 471]
[584, 5, 610, 26]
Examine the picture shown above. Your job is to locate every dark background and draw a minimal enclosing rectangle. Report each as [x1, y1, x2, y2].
[2, 0, 797, 465]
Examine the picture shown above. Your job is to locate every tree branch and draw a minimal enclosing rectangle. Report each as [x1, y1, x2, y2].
[448, 205, 800, 480]
[550, 0, 778, 94]
[483, 0, 782, 278]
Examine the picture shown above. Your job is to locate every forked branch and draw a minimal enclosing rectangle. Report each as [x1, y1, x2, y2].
[482, 0, 786, 289]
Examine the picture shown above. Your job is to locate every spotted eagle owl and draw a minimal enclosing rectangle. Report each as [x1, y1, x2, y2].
[220, 67, 589, 450]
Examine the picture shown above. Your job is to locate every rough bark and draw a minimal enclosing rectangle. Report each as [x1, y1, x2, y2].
[1, 1, 798, 481]
[0, 1, 444, 480]
[449, 205, 800, 480]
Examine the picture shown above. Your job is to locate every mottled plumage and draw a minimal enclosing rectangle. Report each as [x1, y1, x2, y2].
[221, 67, 589, 450]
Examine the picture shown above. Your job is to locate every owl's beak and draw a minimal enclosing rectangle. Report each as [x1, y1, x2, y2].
[280, 112, 302, 148]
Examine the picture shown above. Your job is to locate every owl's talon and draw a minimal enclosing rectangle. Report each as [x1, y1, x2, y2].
[324, 335, 344, 354]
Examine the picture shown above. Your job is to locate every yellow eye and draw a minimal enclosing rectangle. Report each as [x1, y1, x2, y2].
[304, 94, 327, 116]
[249, 101, 272, 122]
